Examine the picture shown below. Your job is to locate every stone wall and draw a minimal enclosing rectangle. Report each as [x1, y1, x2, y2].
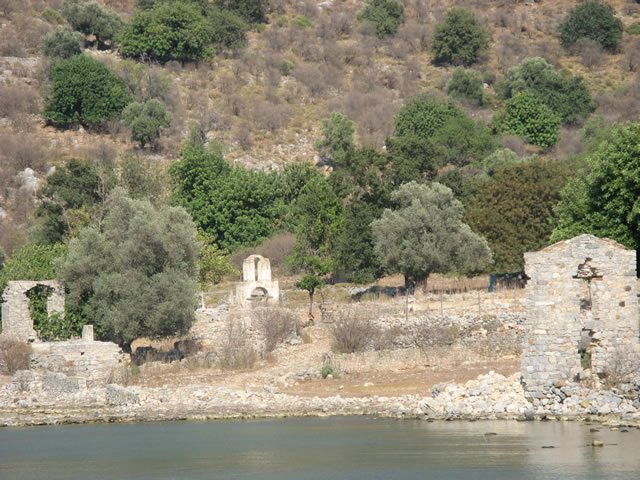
[29, 337, 128, 387]
[521, 234, 640, 399]
[1, 280, 65, 342]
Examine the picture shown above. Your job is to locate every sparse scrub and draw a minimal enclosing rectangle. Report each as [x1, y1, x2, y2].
[445, 67, 485, 105]
[0, 339, 32, 375]
[254, 307, 297, 353]
[601, 349, 640, 390]
[329, 309, 377, 354]
[219, 319, 257, 369]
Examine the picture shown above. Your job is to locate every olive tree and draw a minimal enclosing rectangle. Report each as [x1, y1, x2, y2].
[59, 189, 200, 351]
[121, 99, 172, 148]
[371, 181, 491, 317]
[62, 0, 124, 48]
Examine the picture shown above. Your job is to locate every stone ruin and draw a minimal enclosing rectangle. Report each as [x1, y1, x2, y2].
[1, 280, 65, 342]
[521, 234, 640, 398]
[1, 281, 127, 386]
[235, 254, 279, 307]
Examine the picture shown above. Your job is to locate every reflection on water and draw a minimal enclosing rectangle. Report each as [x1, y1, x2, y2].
[1, 417, 639, 480]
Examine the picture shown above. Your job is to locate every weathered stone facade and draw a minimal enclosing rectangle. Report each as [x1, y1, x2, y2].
[1, 280, 65, 342]
[521, 235, 640, 398]
[235, 255, 279, 306]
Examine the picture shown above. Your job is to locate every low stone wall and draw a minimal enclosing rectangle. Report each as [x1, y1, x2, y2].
[29, 339, 128, 387]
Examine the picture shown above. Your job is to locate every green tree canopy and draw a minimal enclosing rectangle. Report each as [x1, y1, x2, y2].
[493, 91, 560, 147]
[431, 7, 490, 66]
[63, 0, 124, 47]
[445, 67, 485, 104]
[314, 112, 355, 165]
[357, 0, 404, 39]
[32, 158, 116, 244]
[464, 159, 569, 273]
[122, 99, 172, 147]
[385, 135, 442, 186]
[559, 2, 623, 51]
[0, 243, 67, 295]
[59, 189, 200, 350]
[495, 57, 595, 124]
[169, 144, 286, 249]
[551, 122, 640, 249]
[393, 94, 465, 138]
[118, 2, 215, 62]
[43, 54, 132, 127]
[371, 181, 492, 287]
[217, 0, 268, 24]
[41, 27, 84, 58]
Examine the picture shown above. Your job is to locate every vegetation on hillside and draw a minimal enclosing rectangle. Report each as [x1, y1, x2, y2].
[3, 0, 640, 342]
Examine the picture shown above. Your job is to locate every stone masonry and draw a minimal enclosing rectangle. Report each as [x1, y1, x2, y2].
[521, 235, 640, 398]
[1, 280, 65, 342]
[235, 255, 279, 307]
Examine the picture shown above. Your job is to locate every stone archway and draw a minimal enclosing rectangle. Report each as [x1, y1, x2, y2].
[1, 280, 65, 342]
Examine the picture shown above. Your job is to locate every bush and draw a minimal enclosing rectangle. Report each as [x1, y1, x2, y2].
[433, 115, 498, 167]
[41, 27, 84, 59]
[219, 319, 257, 369]
[43, 55, 132, 127]
[42, 8, 64, 24]
[329, 309, 376, 353]
[293, 15, 313, 29]
[393, 93, 464, 138]
[254, 307, 296, 353]
[122, 99, 172, 147]
[62, 0, 124, 47]
[626, 22, 640, 35]
[118, 2, 215, 62]
[494, 90, 560, 147]
[559, 2, 623, 50]
[357, 0, 404, 39]
[209, 6, 249, 49]
[431, 7, 490, 66]
[495, 57, 595, 124]
[217, 0, 268, 24]
[0, 339, 32, 375]
[445, 67, 485, 104]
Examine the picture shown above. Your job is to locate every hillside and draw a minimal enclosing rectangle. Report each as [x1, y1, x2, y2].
[1, 0, 639, 259]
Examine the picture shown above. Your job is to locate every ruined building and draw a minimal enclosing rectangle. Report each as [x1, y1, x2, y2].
[521, 235, 640, 398]
[235, 255, 279, 306]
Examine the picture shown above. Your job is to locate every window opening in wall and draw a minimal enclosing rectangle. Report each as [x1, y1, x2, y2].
[26, 285, 54, 337]
[254, 257, 259, 281]
[578, 328, 594, 370]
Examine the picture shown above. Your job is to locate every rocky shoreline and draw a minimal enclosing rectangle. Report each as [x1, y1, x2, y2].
[2, 370, 639, 428]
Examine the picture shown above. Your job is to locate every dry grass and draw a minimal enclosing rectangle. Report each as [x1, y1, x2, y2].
[219, 319, 257, 370]
[0, 338, 32, 375]
[329, 308, 377, 354]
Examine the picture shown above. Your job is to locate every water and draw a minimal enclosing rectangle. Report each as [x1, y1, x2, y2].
[1, 417, 639, 479]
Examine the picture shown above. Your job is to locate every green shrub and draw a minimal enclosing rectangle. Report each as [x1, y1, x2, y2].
[42, 7, 64, 24]
[217, 0, 268, 24]
[494, 90, 560, 147]
[62, 0, 124, 47]
[43, 55, 132, 127]
[209, 5, 249, 49]
[41, 27, 84, 58]
[280, 58, 294, 75]
[559, 2, 623, 50]
[626, 22, 640, 35]
[482, 70, 496, 85]
[431, 7, 490, 66]
[118, 2, 215, 62]
[393, 94, 465, 138]
[445, 67, 485, 104]
[276, 15, 288, 27]
[321, 365, 334, 379]
[495, 57, 595, 124]
[433, 116, 498, 167]
[293, 15, 313, 29]
[121, 99, 172, 147]
[480, 148, 522, 176]
[357, 0, 404, 39]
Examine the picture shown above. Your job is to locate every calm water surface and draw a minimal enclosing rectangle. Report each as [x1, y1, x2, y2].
[1, 417, 639, 479]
